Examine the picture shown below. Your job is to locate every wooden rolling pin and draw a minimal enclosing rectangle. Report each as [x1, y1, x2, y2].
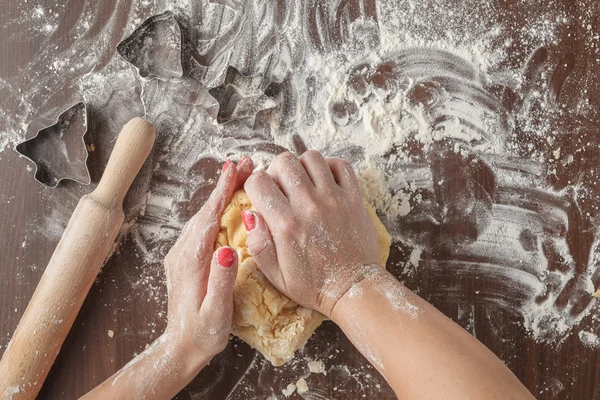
[0, 117, 156, 399]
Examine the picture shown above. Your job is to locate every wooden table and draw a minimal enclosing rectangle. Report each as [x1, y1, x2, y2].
[1, 1, 600, 399]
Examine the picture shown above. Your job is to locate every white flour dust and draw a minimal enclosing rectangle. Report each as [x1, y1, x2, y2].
[578, 330, 600, 348]
[2, 0, 600, 398]
[0, 1, 156, 154]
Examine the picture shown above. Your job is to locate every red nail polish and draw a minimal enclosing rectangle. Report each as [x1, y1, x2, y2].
[242, 210, 256, 231]
[238, 156, 249, 167]
[222, 159, 232, 173]
[218, 247, 236, 268]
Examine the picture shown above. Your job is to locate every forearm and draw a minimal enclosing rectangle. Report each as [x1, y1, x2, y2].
[331, 270, 534, 400]
[80, 333, 208, 400]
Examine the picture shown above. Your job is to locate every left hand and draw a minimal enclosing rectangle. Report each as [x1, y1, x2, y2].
[162, 157, 253, 367]
[81, 158, 254, 400]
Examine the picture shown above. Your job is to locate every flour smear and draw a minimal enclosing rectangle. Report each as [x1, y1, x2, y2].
[129, 0, 599, 345]
[2, 0, 600, 398]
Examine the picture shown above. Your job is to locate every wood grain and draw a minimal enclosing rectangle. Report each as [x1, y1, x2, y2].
[0, 118, 156, 399]
[1, 1, 599, 400]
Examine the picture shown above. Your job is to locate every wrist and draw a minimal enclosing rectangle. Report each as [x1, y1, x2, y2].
[161, 328, 211, 380]
[330, 268, 416, 326]
[324, 264, 384, 320]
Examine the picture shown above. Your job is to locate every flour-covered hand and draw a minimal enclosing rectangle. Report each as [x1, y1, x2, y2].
[243, 151, 381, 318]
[163, 157, 253, 364]
[82, 158, 255, 400]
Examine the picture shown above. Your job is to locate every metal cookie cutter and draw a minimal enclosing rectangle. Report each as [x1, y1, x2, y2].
[15, 102, 91, 188]
[117, 11, 185, 80]
[208, 66, 277, 128]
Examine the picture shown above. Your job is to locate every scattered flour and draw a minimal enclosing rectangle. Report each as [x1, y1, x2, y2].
[578, 330, 600, 348]
[358, 167, 412, 221]
[3, 0, 600, 398]
[3, 386, 22, 400]
[14, 2, 597, 350]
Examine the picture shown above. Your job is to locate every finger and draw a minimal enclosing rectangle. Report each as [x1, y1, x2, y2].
[326, 158, 361, 193]
[202, 247, 239, 318]
[244, 170, 289, 227]
[180, 160, 238, 239]
[170, 160, 239, 265]
[299, 150, 337, 189]
[242, 210, 285, 290]
[202, 159, 240, 220]
[235, 156, 254, 190]
[164, 161, 240, 308]
[267, 151, 313, 198]
[164, 246, 211, 311]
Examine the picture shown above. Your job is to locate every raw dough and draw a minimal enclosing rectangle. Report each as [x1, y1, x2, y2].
[296, 378, 309, 394]
[215, 190, 392, 366]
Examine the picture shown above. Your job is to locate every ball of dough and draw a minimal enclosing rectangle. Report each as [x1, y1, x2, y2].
[215, 190, 392, 366]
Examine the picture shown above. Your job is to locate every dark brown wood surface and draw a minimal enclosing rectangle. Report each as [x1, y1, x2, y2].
[2, 1, 600, 399]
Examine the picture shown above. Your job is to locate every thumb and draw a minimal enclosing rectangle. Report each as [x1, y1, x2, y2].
[242, 210, 283, 288]
[202, 247, 239, 317]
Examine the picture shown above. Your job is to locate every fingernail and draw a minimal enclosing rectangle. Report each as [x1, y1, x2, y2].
[221, 159, 232, 173]
[242, 210, 256, 231]
[218, 247, 236, 268]
[238, 156, 249, 167]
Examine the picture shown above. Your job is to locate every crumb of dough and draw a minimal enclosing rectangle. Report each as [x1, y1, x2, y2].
[593, 290, 600, 298]
[107, 330, 115, 338]
[307, 359, 326, 374]
[296, 378, 309, 394]
[282, 383, 296, 397]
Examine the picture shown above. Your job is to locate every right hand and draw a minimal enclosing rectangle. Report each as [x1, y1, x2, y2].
[243, 151, 382, 318]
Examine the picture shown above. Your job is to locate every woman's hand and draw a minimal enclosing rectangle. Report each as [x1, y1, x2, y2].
[82, 157, 253, 400]
[242, 151, 381, 318]
[162, 157, 254, 365]
[242, 151, 534, 400]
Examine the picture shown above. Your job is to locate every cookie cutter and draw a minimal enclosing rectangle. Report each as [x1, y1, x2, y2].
[15, 102, 91, 188]
[208, 66, 277, 128]
[117, 11, 185, 80]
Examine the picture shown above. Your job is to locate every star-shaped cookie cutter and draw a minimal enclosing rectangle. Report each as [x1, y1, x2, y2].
[117, 11, 185, 80]
[208, 66, 277, 128]
[15, 102, 91, 188]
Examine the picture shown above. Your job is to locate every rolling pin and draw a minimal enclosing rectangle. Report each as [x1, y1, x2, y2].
[0, 117, 156, 399]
